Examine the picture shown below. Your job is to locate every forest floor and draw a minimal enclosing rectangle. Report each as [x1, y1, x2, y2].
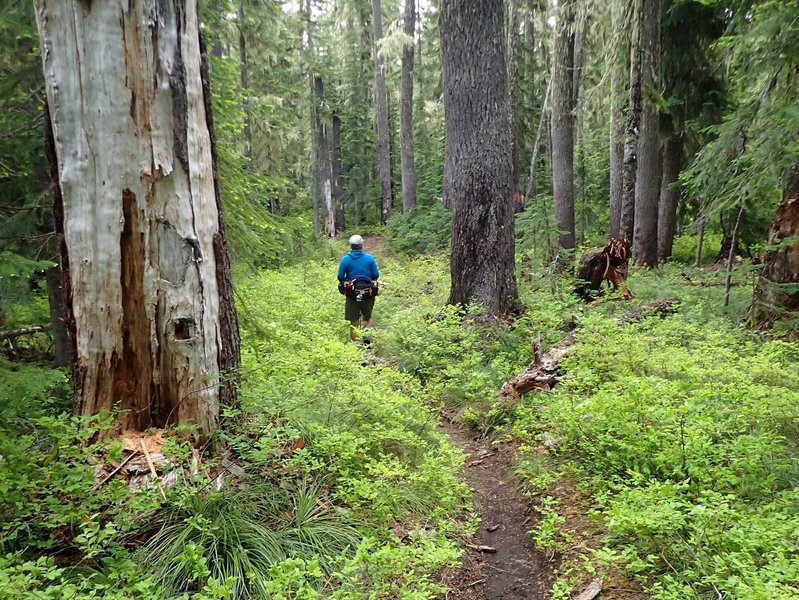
[436, 414, 553, 599]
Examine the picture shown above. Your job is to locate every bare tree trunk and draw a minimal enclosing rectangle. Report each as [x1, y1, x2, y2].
[695, 216, 705, 266]
[524, 78, 551, 202]
[35, 0, 239, 439]
[441, 0, 518, 315]
[609, 0, 627, 237]
[551, 0, 576, 256]
[373, 0, 392, 223]
[620, 0, 642, 243]
[314, 75, 335, 237]
[507, 0, 521, 194]
[632, 0, 661, 267]
[573, 16, 586, 245]
[751, 161, 799, 325]
[238, 1, 252, 169]
[305, 0, 320, 233]
[332, 109, 345, 232]
[400, 0, 417, 213]
[723, 204, 744, 307]
[657, 135, 683, 261]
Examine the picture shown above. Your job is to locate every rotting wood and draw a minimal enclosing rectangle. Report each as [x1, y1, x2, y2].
[500, 298, 680, 400]
[91, 450, 139, 492]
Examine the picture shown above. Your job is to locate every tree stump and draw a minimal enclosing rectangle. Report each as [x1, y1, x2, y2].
[575, 237, 633, 300]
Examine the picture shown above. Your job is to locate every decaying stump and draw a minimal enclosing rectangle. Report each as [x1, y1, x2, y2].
[500, 298, 680, 400]
[575, 237, 633, 300]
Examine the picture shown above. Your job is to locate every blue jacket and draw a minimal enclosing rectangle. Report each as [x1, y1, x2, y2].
[337, 250, 379, 283]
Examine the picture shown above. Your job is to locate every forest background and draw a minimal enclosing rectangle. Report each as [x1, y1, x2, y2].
[0, 0, 798, 598]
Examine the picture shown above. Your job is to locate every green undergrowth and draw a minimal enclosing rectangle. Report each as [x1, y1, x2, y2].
[0, 250, 469, 598]
[514, 311, 799, 599]
[2, 245, 796, 599]
[371, 253, 799, 598]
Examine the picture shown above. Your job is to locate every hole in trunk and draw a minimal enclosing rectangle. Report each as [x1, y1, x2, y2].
[174, 318, 195, 340]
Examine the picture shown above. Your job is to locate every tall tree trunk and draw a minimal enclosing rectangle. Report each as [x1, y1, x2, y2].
[238, 1, 252, 169]
[332, 109, 345, 232]
[507, 0, 521, 194]
[751, 161, 799, 326]
[441, 0, 518, 315]
[620, 0, 642, 243]
[573, 16, 586, 245]
[400, 0, 417, 213]
[657, 135, 683, 261]
[695, 215, 705, 266]
[305, 0, 320, 233]
[608, 0, 627, 237]
[632, 0, 661, 267]
[551, 0, 576, 256]
[314, 75, 335, 237]
[373, 0, 392, 223]
[35, 0, 239, 440]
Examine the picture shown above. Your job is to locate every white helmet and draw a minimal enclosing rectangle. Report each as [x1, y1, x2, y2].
[349, 234, 364, 247]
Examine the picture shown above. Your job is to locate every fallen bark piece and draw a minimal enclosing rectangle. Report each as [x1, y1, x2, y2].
[573, 578, 602, 600]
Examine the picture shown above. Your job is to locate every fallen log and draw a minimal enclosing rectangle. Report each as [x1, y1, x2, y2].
[500, 298, 680, 400]
[0, 325, 51, 341]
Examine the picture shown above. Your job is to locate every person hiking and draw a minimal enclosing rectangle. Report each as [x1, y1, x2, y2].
[337, 234, 379, 343]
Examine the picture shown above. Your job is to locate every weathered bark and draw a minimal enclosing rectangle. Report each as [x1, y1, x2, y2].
[657, 135, 683, 261]
[35, 0, 239, 440]
[373, 0, 392, 223]
[45, 266, 71, 366]
[441, 0, 518, 315]
[400, 0, 417, 213]
[332, 109, 345, 232]
[201, 32, 241, 410]
[632, 0, 662, 267]
[620, 0, 643, 243]
[551, 0, 576, 255]
[751, 161, 799, 326]
[608, 0, 627, 237]
[314, 75, 335, 237]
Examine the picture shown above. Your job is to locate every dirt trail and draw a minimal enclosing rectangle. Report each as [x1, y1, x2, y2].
[440, 418, 553, 599]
